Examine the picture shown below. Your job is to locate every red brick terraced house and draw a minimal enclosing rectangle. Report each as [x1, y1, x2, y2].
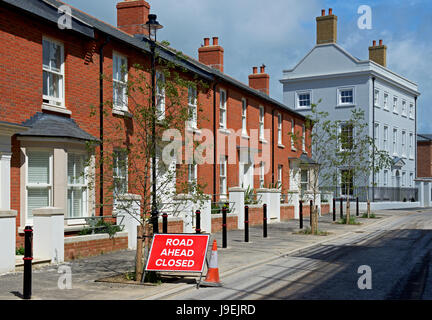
[0, 0, 319, 256]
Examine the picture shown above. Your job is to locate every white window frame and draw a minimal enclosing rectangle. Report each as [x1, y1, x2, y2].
[337, 87, 355, 106]
[42, 37, 65, 108]
[277, 113, 283, 145]
[259, 161, 265, 188]
[409, 132, 414, 159]
[302, 124, 306, 152]
[241, 98, 247, 135]
[402, 171, 406, 187]
[259, 106, 265, 140]
[25, 149, 53, 225]
[401, 130, 407, 158]
[374, 122, 380, 149]
[290, 119, 295, 150]
[112, 52, 128, 111]
[392, 128, 398, 156]
[409, 172, 414, 187]
[383, 125, 389, 151]
[219, 89, 227, 129]
[67, 152, 89, 222]
[384, 170, 388, 186]
[384, 92, 389, 110]
[188, 163, 198, 186]
[409, 103, 414, 119]
[296, 91, 311, 109]
[188, 86, 198, 129]
[219, 156, 227, 197]
[374, 89, 380, 108]
[156, 70, 166, 120]
[340, 122, 354, 151]
[278, 164, 283, 186]
[300, 169, 309, 192]
[393, 96, 398, 114]
[113, 149, 128, 196]
[401, 100, 407, 117]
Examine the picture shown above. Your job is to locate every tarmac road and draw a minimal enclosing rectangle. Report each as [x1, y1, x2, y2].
[164, 210, 432, 300]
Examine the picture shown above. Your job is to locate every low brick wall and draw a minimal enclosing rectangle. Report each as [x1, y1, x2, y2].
[281, 204, 295, 220]
[158, 217, 184, 233]
[321, 203, 330, 215]
[64, 232, 128, 261]
[211, 214, 238, 232]
[247, 205, 264, 226]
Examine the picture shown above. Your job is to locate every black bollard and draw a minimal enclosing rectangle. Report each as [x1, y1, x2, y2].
[244, 205, 249, 242]
[195, 210, 201, 234]
[356, 197, 359, 217]
[340, 198, 343, 219]
[333, 198, 336, 221]
[222, 205, 227, 248]
[23, 226, 33, 300]
[263, 203, 268, 238]
[162, 213, 168, 234]
[299, 201, 303, 229]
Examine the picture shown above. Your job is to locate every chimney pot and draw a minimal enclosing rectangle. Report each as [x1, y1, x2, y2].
[379, 39, 383, 46]
[316, 8, 337, 44]
[373, 40, 376, 46]
[204, 38, 210, 46]
[329, 8, 333, 15]
[213, 37, 219, 46]
[253, 67, 258, 74]
[198, 37, 224, 72]
[260, 65, 265, 73]
[321, 9, 325, 16]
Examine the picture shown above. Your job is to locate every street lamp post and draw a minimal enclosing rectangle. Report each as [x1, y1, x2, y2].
[146, 14, 163, 234]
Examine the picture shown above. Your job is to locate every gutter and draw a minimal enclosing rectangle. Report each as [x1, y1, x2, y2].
[372, 76, 375, 202]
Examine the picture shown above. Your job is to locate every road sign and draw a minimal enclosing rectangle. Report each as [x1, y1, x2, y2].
[145, 233, 210, 273]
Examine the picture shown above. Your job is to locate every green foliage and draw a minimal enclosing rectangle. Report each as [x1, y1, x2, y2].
[244, 186, 259, 205]
[336, 216, 361, 225]
[361, 213, 377, 219]
[15, 247, 25, 255]
[79, 219, 122, 238]
[296, 227, 329, 236]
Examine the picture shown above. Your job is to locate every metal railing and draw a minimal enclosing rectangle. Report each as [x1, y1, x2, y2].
[64, 215, 124, 234]
[322, 186, 418, 202]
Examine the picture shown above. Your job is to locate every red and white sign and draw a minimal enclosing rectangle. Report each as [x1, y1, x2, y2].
[145, 234, 210, 272]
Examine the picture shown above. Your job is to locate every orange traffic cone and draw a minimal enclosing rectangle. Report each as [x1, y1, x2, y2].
[201, 239, 222, 287]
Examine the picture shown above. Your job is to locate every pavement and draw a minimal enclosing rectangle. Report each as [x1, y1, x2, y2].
[0, 208, 427, 300]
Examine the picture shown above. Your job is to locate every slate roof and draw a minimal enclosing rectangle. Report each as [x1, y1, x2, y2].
[2, 0, 306, 120]
[417, 134, 432, 142]
[17, 112, 99, 142]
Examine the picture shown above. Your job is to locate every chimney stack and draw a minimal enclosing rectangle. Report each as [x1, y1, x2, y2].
[116, 0, 151, 36]
[369, 39, 387, 67]
[248, 65, 270, 95]
[198, 37, 224, 72]
[316, 8, 337, 44]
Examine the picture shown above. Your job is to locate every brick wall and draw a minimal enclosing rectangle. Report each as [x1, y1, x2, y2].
[211, 214, 238, 232]
[281, 204, 295, 220]
[64, 232, 128, 261]
[417, 141, 432, 178]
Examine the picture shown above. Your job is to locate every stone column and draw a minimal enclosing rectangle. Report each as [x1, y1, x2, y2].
[229, 187, 245, 229]
[115, 194, 141, 250]
[417, 181, 425, 207]
[268, 188, 281, 222]
[199, 195, 212, 234]
[0, 210, 17, 274]
[33, 207, 64, 263]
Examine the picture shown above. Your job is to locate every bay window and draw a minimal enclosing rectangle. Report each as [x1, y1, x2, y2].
[26, 150, 52, 222]
[67, 153, 88, 218]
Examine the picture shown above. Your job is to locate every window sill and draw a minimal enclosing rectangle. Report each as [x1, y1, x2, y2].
[291, 146, 297, 152]
[259, 138, 268, 144]
[187, 127, 201, 135]
[383, 108, 390, 112]
[278, 144, 285, 149]
[335, 104, 355, 109]
[401, 114, 407, 118]
[296, 106, 311, 111]
[393, 111, 399, 115]
[112, 108, 132, 118]
[219, 128, 231, 135]
[42, 103, 71, 115]
[241, 133, 250, 140]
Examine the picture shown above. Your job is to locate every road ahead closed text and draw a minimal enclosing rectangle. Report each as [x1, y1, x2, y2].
[145, 234, 210, 272]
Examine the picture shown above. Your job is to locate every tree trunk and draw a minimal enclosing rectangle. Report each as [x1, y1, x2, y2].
[313, 205, 319, 234]
[141, 220, 156, 283]
[346, 199, 351, 224]
[367, 200, 371, 218]
[310, 204, 316, 234]
[135, 224, 144, 282]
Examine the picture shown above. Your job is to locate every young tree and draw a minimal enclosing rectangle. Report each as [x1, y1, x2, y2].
[333, 109, 392, 223]
[88, 47, 209, 282]
[290, 100, 339, 234]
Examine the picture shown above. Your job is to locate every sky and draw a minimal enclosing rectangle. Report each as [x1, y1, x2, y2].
[64, 0, 432, 133]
